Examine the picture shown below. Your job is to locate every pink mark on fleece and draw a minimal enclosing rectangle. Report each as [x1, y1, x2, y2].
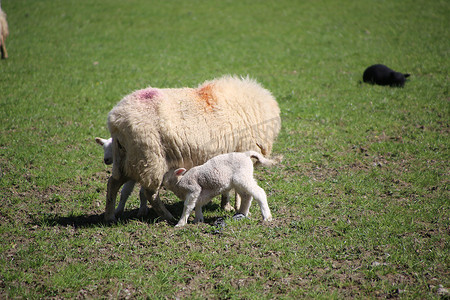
[137, 88, 160, 101]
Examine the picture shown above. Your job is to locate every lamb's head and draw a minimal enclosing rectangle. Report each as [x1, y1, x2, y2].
[162, 168, 187, 196]
[95, 137, 113, 165]
[163, 168, 186, 187]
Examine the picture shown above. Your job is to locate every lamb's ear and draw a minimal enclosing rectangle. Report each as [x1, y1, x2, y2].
[404, 73, 410, 78]
[174, 168, 187, 176]
[95, 137, 105, 146]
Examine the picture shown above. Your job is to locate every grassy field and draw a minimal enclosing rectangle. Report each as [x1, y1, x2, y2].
[1, 0, 449, 298]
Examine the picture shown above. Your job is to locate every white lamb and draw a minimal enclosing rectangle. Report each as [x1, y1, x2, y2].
[106, 75, 281, 222]
[0, 6, 9, 59]
[95, 137, 235, 217]
[163, 151, 278, 227]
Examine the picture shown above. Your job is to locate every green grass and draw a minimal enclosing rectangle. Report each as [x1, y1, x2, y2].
[1, 0, 449, 298]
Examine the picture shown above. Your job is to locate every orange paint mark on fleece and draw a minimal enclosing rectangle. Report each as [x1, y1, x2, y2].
[196, 84, 216, 110]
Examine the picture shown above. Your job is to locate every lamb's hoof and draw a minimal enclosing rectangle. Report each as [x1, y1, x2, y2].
[263, 215, 273, 222]
[232, 213, 248, 221]
[221, 203, 235, 212]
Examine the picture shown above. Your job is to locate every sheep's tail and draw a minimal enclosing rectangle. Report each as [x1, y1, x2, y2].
[245, 151, 282, 167]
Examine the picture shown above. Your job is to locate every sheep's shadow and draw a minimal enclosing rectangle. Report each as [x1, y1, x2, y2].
[37, 201, 228, 229]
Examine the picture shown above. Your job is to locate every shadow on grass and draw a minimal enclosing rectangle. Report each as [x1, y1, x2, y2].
[35, 201, 229, 229]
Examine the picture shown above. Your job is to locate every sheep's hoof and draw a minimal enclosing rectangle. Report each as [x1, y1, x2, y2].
[104, 215, 117, 224]
[137, 206, 149, 218]
[162, 212, 175, 222]
[193, 215, 204, 224]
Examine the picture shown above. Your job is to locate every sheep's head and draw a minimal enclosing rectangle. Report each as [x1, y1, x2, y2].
[390, 72, 410, 87]
[95, 137, 113, 165]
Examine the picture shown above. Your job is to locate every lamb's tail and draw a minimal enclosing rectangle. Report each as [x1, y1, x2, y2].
[245, 151, 283, 167]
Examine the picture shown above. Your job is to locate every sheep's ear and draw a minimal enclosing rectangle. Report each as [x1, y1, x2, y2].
[95, 137, 105, 146]
[404, 73, 410, 78]
[174, 168, 186, 176]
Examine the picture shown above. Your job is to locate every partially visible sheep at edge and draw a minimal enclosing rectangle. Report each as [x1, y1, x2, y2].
[163, 151, 280, 227]
[0, 7, 9, 59]
[105, 75, 281, 222]
[96, 136, 236, 218]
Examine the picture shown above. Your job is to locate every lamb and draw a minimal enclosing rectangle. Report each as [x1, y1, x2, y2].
[95, 137, 147, 217]
[163, 151, 278, 227]
[95, 136, 236, 217]
[105, 75, 281, 222]
[363, 64, 410, 87]
[0, 6, 9, 59]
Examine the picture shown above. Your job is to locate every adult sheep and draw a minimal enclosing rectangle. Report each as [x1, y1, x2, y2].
[105, 75, 281, 222]
[0, 6, 9, 59]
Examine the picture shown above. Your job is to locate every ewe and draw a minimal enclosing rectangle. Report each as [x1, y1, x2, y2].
[0, 7, 8, 59]
[163, 151, 278, 227]
[105, 75, 281, 222]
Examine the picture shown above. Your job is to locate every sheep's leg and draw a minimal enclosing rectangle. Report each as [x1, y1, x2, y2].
[115, 180, 136, 216]
[145, 189, 174, 221]
[137, 187, 148, 218]
[105, 176, 127, 222]
[176, 192, 200, 227]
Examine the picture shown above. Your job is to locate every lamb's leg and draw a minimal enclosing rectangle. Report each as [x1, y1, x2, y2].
[235, 179, 272, 221]
[248, 183, 272, 221]
[105, 176, 127, 222]
[115, 180, 136, 216]
[194, 193, 214, 224]
[236, 192, 252, 217]
[145, 189, 174, 221]
[176, 192, 200, 227]
[220, 192, 234, 212]
[137, 187, 148, 218]
[234, 192, 241, 211]
[193, 205, 204, 224]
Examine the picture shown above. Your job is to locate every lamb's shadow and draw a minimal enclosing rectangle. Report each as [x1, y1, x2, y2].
[42, 212, 105, 228]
